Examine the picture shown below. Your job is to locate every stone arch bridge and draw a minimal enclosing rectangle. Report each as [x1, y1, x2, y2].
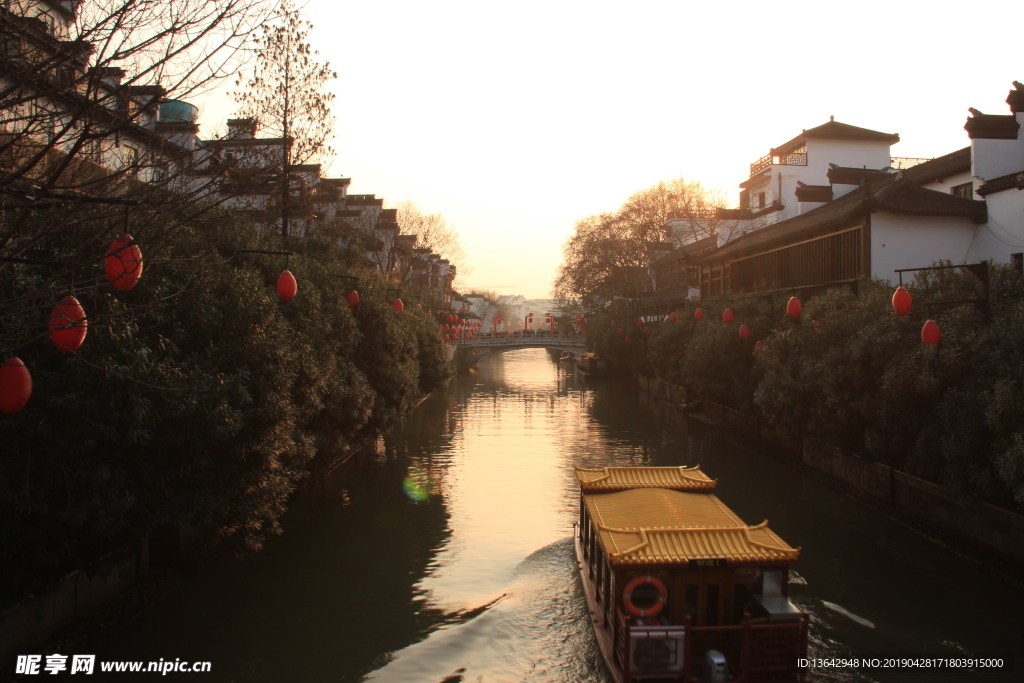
[450, 335, 587, 364]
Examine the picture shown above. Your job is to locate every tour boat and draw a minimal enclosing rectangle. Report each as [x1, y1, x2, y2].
[575, 352, 607, 377]
[574, 466, 808, 682]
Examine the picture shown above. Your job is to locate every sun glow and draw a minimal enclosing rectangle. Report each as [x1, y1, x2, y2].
[199, 0, 1023, 298]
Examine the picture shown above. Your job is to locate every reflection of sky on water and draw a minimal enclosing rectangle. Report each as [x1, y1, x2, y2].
[103, 348, 1023, 683]
[381, 348, 1023, 683]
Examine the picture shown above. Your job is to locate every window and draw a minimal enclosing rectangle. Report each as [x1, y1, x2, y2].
[706, 583, 720, 626]
[685, 585, 699, 620]
[758, 192, 766, 209]
[950, 182, 973, 199]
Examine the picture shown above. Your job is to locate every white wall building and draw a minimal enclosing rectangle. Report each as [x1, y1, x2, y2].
[667, 83, 1024, 300]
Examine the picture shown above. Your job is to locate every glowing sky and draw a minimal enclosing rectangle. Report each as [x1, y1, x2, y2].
[198, 0, 1023, 299]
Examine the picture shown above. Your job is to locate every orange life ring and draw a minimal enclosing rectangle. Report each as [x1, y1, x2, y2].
[622, 574, 668, 618]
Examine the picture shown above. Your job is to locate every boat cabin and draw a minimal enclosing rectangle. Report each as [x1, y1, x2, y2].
[575, 466, 808, 682]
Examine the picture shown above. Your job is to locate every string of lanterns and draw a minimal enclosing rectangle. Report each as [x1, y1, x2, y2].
[0, 230, 411, 412]
[653, 286, 945, 355]
[1, 234, 144, 413]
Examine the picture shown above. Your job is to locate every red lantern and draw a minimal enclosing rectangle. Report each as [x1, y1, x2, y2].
[610, 320, 616, 327]
[444, 324, 450, 331]
[754, 340, 764, 354]
[49, 295, 87, 352]
[444, 335, 450, 343]
[669, 312, 677, 323]
[477, 321, 483, 327]
[739, 324, 750, 340]
[624, 336, 631, 344]
[723, 308, 733, 324]
[276, 270, 297, 302]
[694, 308, 704, 321]
[446, 314, 453, 323]
[0, 357, 32, 413]
[637, 317, 643, 327]
[105, 234, 143, 291]
[393, 299, 404, 312]
[892, 286, 912, 316]
[616, 328, 623, 335]
[347, 290, 360, 311]
[787, 296, 801, 319]
[643, 327, 650, 335]
[921, 319, 941, 345]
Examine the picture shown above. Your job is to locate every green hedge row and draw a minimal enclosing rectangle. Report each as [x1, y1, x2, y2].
[0, 211, 451, 605]
[588, 264, 1024, 511]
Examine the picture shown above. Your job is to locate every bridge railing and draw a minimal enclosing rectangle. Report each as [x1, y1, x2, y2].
[456, 334, 587, 348]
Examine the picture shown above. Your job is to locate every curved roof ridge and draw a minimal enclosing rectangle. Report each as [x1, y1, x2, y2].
[575, 465, 717, 491]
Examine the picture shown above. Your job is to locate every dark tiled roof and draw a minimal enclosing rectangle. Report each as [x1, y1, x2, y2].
[977, 169, 1024, 196]
[127, 85, 165, 97]
[703, 176, 985, 262]
[795, 184, 833, 202]
[902, 147, 971, 184]
[739, 172, 771, 190]
[964, 114, 1019, 140]
[871, 176, 986, 220]
[1008, 82, 1024, 114]
[345, 196, 383, 206]
[715, 202, 781, 221]
[203, 137, 288, 147]
[771, 120, 900, 155]
[826, 165, 889, 186]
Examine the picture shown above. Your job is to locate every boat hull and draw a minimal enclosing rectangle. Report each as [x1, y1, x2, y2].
[575, 527, 626, 683]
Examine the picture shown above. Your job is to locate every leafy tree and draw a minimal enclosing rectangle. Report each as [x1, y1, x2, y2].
[555, 176, 725, 311]
[233, 0, 337, 239]
[555, 212, 656, 311]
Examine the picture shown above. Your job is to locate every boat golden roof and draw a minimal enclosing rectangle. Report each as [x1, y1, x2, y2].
[582, 488, 798, 567]
[574, 465, 716, 492]
[600, 523, 799, 566]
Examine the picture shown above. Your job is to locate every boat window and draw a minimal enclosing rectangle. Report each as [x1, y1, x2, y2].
[733, 584, 754, 621]
[706, 583, 720, 626]
[685, 584, 698, 620]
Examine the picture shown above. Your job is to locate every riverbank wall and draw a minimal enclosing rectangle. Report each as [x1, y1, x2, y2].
[637, 375, 1024, 571]
[0, 542, 148, 667]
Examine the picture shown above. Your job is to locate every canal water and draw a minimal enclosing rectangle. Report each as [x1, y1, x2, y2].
[105, 349, 1022, 682]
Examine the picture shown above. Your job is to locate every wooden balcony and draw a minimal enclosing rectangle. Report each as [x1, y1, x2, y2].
[749, 152, 808, 177]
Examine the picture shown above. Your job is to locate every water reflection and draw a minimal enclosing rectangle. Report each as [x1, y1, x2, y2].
[104, 348, 1022, 683]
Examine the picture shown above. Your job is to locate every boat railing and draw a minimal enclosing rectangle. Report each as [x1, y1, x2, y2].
[687, 613, 810, 681]
[616, 611, 809, 682]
